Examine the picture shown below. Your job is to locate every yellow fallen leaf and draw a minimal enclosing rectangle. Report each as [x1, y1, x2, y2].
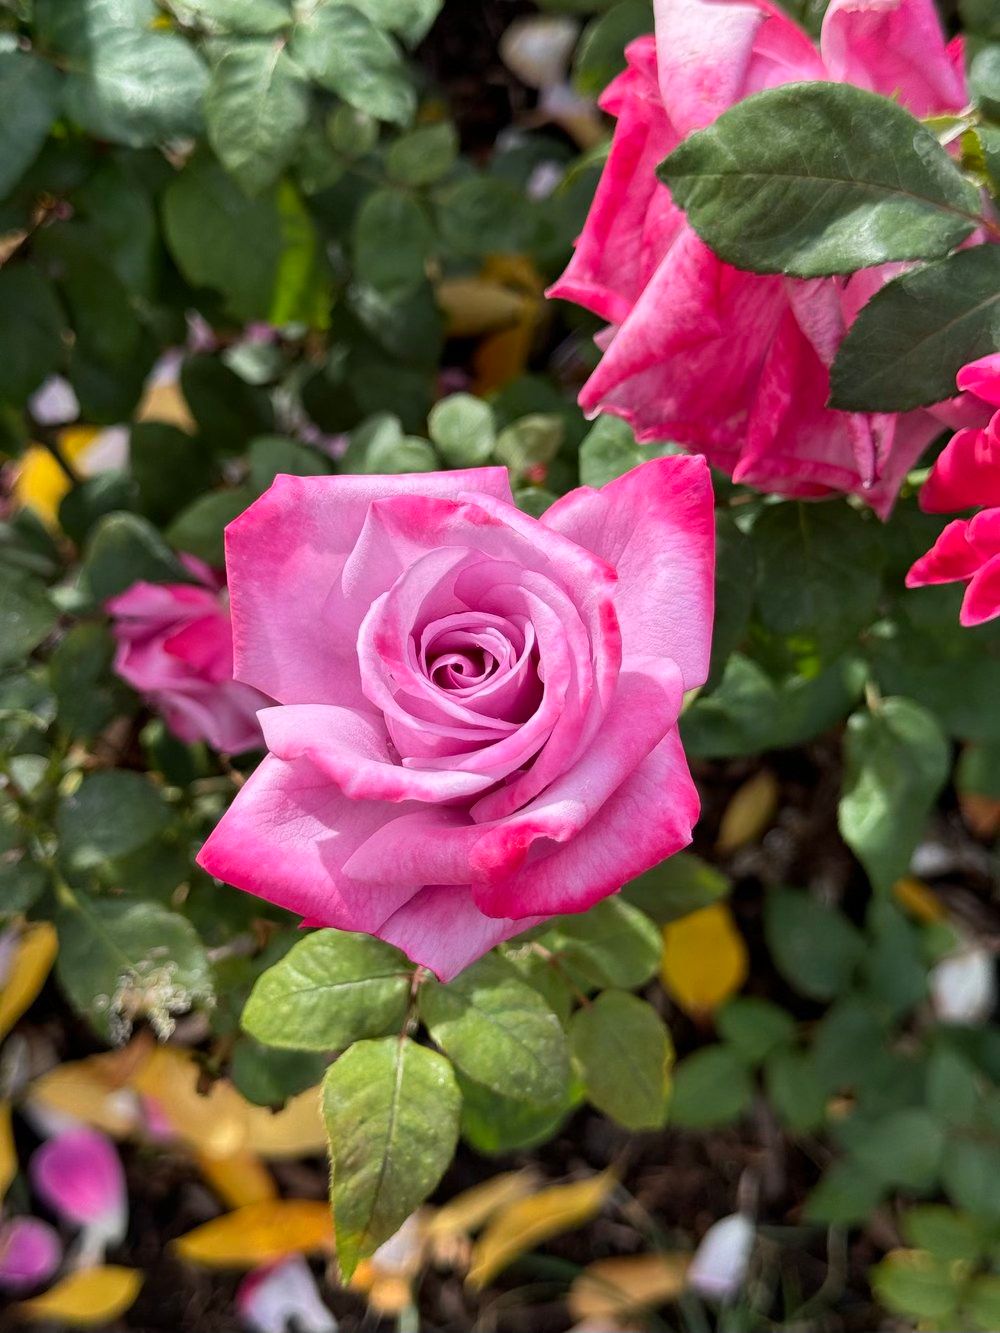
[242, 1085, 326, 1160]
[569, 1252, 690, 1323]
[14, 428, 98, 527]
[136, 378, 196, 433]
[129, 1046, 252, 1158]
[427, 1169, 541, 1243]
[0, 1101, 16, 1201]
[436, 277, 530, 339]
[661, 903, 748, 1017]
[471, 256, 546, 397]
[15, 1266, 143, 1325]
[0, 922, 58, 1040]
[197, 1150, 277, 1209]
[352, 1269, 413, 1316]
[29, 1040, 152, 1139]
[173, 1200, 334, 1269]
[893, 877, 947, 924]
[715, 770, 779, 854]
[467, 1171, 615, 1290]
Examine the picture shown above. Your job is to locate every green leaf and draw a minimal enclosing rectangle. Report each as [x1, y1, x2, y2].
[660, 83, 981, 277]
[50, 623, 127, 741]
[81, 512, 187, 602]
[180, 355, 275, 451]
[541, 897, 662, 990]
[173, 0, 292, 33]
[765, 1048, 827, 1133]
[166, 485, 257, 567]
[805, 1159, 884, 1226]
[573, 0, 652, 97]
[164, 155, 331, 326]
[345, 0, 442, 45]
[427, 393, 496, 468]
[55, 892, 214, 1042]
[764, 887, 865, 1002]
[230, 1039, 325, 1108]
[49, 0, 208, 148]
[570, 990, 672, 1130]
[387, 122, 458, 186]
[839, 1108, 945, 1191]
[289, 3, 415, 125]
[131, 423, 217, 526]
[248, 436, 330, 490]
[830, 247, 1000, 412]
[205, 41, 309, 195]
[871, 1250, 959, 1323]
[753, 501, 884, 667]
[242, 930, 412, 1051]
[0, 51, 61, 197]
[668, 1045, 753, 1128]
[59, 473, 138, 547]
[839, 697, 950, 893]
[621, 851, 729, 926]
[903, 1206, 984, 1264]
[716, 997, 795, 1065]
[962, 0, 1000, 37]
[57, 770, 171, 870]
[353, 189, 434, 299]
[420, 953, 570, 1105]
[942, 1138, 1000, 1220]
[968, 1275, 1000, 1332]
[458, 1069, 577, 1155]
[323, 1036, 460, 1279]
[971, 45, 1000, 118]
[0, 571, 57, 668]
[0, 266, 66, 405]
[435, 176, 536, 257]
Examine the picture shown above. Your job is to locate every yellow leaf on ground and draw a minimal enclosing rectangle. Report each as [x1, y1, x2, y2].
[436, 277, 530, 338]
[0, 1101, 16, 1201]
[427, 1169, 541, 1241]
[661, 903, 748, 1017]
[715, 770, 780, 854]
[136, 378, 196, 433]
[893, 877, 947, 924]
[173, 1200, 334, 1269]
[569, 1253, 691, 1323]
[197, 1150, 277, 1209]
[29, 1040, 152, 1139]
[129, 1046, 252, 1158]
[242, 1086, 326, 1160]
[467, 1171, 615, 1290]
[14, 427, 98, 527]
[16, 1266, 143, 1325]
[0, 922, 58, 1040]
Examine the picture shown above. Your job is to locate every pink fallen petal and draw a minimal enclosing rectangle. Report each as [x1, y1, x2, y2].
[0, 1217, 62, 1292]
[237, 1257, 337, 1333]
[30, 1129, 127, 1247]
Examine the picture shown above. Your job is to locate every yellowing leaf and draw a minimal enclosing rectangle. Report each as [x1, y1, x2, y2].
[467, 1171, 615, 1290]
[436, 277, 529, 339]
[893, 876, 947, 924]
[14, 428, 100, 527]
[197, 1150, 276, 1209]
[0, 922, 58, 1040]
[129, 1046, 253, 1158]
[0, 1101, 15, 1201]
[351, 1268, 413, 1316]
[427, 1169, 541, 1241]
[29, 1041, 151, 1139]
[242, 1086, 326, 1160]
[569, 1252, 690, 1323]
[16, 1266, 143, 1325]
[173, 1200, 334, 1269]
[661, 903, 748, 1017]
[716, 770, 780, 854]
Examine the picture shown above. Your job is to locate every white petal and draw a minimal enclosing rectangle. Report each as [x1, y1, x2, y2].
[688, 1214, 754, 1302]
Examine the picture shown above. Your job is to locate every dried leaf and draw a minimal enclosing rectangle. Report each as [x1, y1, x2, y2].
[197, 1150, 277, 1209]
[243, 1086, 326, 1159]
[467, 1171, 615, 1289]
[15, 1266, 143, 1325]
[0, 922, 58, 1040]
[0, 1101, 15, 1201]
[715, 770, 779, 854]
[129, 1046, 251, 1158]
[136, 378, 196, 433]
[569, 1252, 690, 1323]
[893, 877, 947, 924]
[173, 1200, 334, 1269]
[661, 904, 748, 1017]
[29, 1041, 150, 1139]
[427, 1169, 541, 1241]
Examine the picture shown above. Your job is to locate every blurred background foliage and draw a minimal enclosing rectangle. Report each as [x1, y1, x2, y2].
[1, 0, 1000, 1330]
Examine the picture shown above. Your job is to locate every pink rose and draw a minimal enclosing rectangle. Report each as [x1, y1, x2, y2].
[197, 460, 713, 980]
[908, 354, 1000, 626]
[107, 554, 268, 753]
[548, 0, 968, 517]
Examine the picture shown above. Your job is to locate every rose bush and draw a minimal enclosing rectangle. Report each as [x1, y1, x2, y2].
[908, 354, 1000, 625]
[107, 556, 267, 754]
[549, 0, 968, 514]
[197, 457, 714, 979]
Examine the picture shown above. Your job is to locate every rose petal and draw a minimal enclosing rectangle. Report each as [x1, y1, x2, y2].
[0, 1217, 62, 1292]
[375, 885, 543, 982]
[30, 1129, 126, 1243]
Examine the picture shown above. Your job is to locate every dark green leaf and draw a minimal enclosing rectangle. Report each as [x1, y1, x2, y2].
[353, 189, 434, 299]
[871, 1250, 959, 1322]
[131, 423, 217, 526]
[717, 997, 795, 1065]
[82, 512, 187, 602]
[573, 0, 652, 96]
[166, 485, 257, 567]
[668, 1045, 753, 1128]
[541, 897, 661, 989]
[0, 51, 61, 197]
[903, 1205, 984, 1264]
[0, 571, 57, 667]
[830, 247, 1000, 412]
[458, 1068, 578, 1155]
[180, 355, 275, 451]
[660, 83, 981, 277]
[621, 851, 729, 925]
[0, 266, 66, 405]
[242, 930, 412, 1051]
[205, 41, 309, 195]
[248, 436, 330, 490]
[323, 1037, 460, 1279]
[387, 123, 457, 186]
[765, 1048, 827, 1133]
[57, 769, 171, 870]
[764, 887, 865, 1001]
[839, 1107, 945, 1190]
[289, 3, 414, 125]
[50, 622, 127, 740]
[230, 1039, 325, 1107]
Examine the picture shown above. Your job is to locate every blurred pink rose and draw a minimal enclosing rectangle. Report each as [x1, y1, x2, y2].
[908, 354, 1000, 625]
[107, 554, 268, 753]
[548, 0, 969, 516]
[198, 460, 713, 979]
